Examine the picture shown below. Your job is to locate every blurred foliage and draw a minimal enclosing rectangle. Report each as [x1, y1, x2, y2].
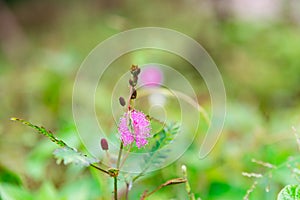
[1, 0, 300, 199]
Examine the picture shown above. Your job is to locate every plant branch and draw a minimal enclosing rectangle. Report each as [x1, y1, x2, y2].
[90, 164, 110, 175]
[140, 178, 187, 200]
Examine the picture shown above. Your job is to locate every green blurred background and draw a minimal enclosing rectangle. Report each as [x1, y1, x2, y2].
[1, 0, 300, 199]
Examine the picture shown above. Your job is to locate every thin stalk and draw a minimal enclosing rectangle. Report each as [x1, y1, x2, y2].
[140, 178, 186, 199]
[125, 182, 130, 200]
[182, 165, 196, 200]
[114, 177, 118, 200]
[128, 86, 133, 110]
[148, 116, 165, 126]
[119, 71, 136, 169]
[119, 143, 133, 169]
[90, 164, 110, 175]
[117, 142, 123, 169]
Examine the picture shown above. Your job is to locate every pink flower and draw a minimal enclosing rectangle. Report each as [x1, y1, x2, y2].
[118, 110, 151, 148]
[140, 67, 163, 87]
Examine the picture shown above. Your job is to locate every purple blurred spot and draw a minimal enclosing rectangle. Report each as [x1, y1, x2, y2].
[140, 67, 163, 87]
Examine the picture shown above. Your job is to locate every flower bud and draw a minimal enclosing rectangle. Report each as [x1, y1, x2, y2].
[100, 138, 109, 150]
[130, 65, 138, 73]
[129, 79, 136, 87]
[136, 67, 141, 75]
[130, 89, 137, 99]
[133, 76, 138, 83]
[119, 97, 126, 106]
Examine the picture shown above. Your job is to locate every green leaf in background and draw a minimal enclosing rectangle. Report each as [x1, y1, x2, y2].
[53, 147, 99, 167]
[277, 184, 300, 200]
[0, 183, 33, 200]
[35, 181, 57, 200]
[0, 166, 21, 186]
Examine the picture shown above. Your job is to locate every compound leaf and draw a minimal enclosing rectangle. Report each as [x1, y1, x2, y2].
[53, 147, 99, 167]
[277, 184, 300, 200]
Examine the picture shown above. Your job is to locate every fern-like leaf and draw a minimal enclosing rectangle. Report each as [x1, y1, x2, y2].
[53, 147, 99, 167]
[133, 123, 180, 181]
[145, 122, 180, 162]
[10, 117, 99, 167]
[10, 118, 67, 147]
[277, 184, 300, 200]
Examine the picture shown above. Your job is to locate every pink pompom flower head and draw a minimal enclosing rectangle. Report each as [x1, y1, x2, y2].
[118, 109, 151, 148]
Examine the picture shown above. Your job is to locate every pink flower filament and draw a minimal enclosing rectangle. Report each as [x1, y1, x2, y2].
[118, 110, 151, 148]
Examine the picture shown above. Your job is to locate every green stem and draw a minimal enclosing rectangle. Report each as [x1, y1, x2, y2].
[114, 177, 118, 200]
[90, 164, 110, 175]
[182, 165, 196, 200]
[125, 182, 130, 200]
[117, 142, 123, 169]
[119, 143, 133, 169]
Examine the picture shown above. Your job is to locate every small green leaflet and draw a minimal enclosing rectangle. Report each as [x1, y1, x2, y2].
[144, 123, 179, 169]
[132, 123, 180, 182]
[10, 117, 67, 147]
[53, 147, 99, 167]
[277, 184, 300, 200]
